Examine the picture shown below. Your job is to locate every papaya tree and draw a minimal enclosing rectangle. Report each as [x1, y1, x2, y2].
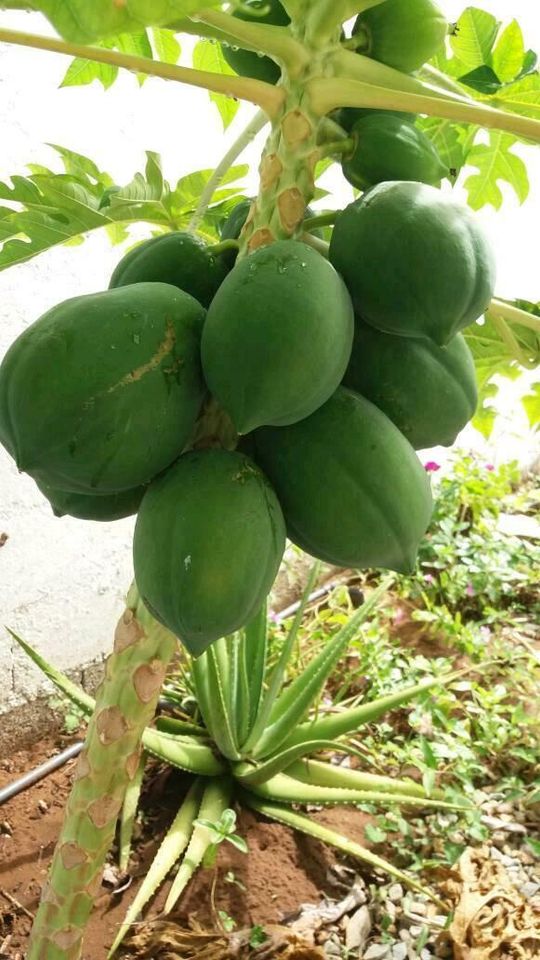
[0, 1, 539, 958]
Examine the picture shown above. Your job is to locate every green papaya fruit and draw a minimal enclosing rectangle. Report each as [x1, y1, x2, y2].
[109, 232, 228, 308]
[343, 321, 478, 449]
[0, 283, 206, 494]
[37, 480, 145, 521]
[329, 181, 496, 346]
[332, 107, 416, 134]
[353, 0, 448, 73]
[221, 0, 290, 85]
[342, 114, 448, 189]
[254, 387, 433, 573]
[201, 240, 354, 433]
[133, 449, 286, 655]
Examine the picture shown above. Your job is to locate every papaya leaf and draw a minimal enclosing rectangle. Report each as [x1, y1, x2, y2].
[192, 40, 241, 130]
[450, 8, 500, 71]
[491, 19, 525, 84]
[522, 383, 540, 430]
[417, 117, 468, 180]
[490, 73, 540, 122]
[151, 28, 181, 64]
[31, 0, 223, 44]
[463, 131, 529, 210]
[458, 65, 501, 95]
[60, 31, 154, 89]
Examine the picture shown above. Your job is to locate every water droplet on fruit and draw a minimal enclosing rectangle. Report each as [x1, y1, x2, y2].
[132, 333, 140, 344]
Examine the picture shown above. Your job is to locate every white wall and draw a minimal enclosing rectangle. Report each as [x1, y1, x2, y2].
[0, 2, 539, 712]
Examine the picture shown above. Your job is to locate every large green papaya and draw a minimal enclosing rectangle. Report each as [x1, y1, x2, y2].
[133, 450, 286, 655]
[221, 0, 290, 85]
[332, 107, 416, 134]
[352, 0, 448, 73]
[37, 480, 146, 521]
[201, 240, 354, 433]
[0, 283, 206, 494]
[254, 387, 433, 573]
[343, 321, 478, 449]
[109, 232, 228, 308]
[329, 181, 496, 346]
[342, 114, 448, 190]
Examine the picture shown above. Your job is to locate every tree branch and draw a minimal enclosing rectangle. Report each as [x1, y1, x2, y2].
[488, 299, 540, 336]
[308, 77, 540, 142]
[194, 9, 309, 73]
[0, 27, 285, 117]
[188, 108, 268, 232]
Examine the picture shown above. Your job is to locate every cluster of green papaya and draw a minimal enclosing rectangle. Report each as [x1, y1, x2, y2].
[0, 0, 496, 656]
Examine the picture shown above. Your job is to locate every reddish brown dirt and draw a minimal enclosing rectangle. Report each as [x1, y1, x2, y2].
[0, 737, 374, 960]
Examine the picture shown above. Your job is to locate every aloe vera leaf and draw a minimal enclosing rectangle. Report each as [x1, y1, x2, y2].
[242, 602, 268, 735]
[241, 791, 447, 908]
[142, 728, 225, 776]
[252, 578, 393, 759]
[241, 561, 321, 754]
[278, 669, 466, 749]
[108, 779, 205, 957]
[285, 758, 447, 800]
[191, 649, 239, 759]
[233, 740, 365, 787]
[155, 715, 207, 736]
[7, 627, 94, 714]
[250, 771, 468, 809]
[119, 751, 146, 873]
[164, 777, 232, 913]
[206, 642, 241, 759]
[26, 588, 177, 960]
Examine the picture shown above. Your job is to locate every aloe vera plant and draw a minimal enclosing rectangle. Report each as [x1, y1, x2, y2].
[14, 572, 471, 956]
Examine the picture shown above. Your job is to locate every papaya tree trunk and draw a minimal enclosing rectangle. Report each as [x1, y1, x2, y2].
[27, 586, 177, 960]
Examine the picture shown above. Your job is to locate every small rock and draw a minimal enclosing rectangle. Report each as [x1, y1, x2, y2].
[388, 883, 404, 903]
[324, 940, 341, 957]
[491, 831, 507, 849]
[409, 925, 424, 938]
[392, 944, 408, 960]
[362, 945, 391, 960]
[1, 821, 13, 835]
[490, 846, 505, 862]
[408, 902, 427, 916]
[384, 901, 397, 920]
[520, 881, 540, 899]
[38, 799, 48, 814]
[399, 930, 412, 943]
[420, 950, 433, 959]
[346, 905, 371, 953]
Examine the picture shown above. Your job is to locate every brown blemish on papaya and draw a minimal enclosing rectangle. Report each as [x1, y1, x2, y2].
[87, 793, 123, 829]
[73, 750, 91, 781]
[87, 869, 105, 899]
[281, 110, 312, 147]
[133, 660, 167, 703]
[60, 842, 88, 870]
[96, 706, 128, 745]
[107, 319, 176, 393]
[278, 188, 306, 235]
[260, 153, 283, 190]
[51, 926, 82, 950]
[248, 228, 275, 251]
[306, 149, 320, 183]
[114, 609, 144, 653]
[41, 881, 62, 906]
[125, 749, 142, 781]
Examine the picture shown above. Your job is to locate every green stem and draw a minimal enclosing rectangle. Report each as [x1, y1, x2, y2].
[208, 239, 240, 256]
[488, 298, 540, 335]
[309, 77, 540, 141]
[303, 210, 339, 230]
[195, 9, 309, 74]
[27, 587, 177, 960]
[0, 27, 284, 116]
[489, 314, 539, 369]
[188, 108, 268, 233]
[301, 233, 330, 256]
[332, 49, 472, 103]
[320, 137, 354, 158]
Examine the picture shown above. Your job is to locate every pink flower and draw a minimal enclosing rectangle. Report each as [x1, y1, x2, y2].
[486, 464, 495, 472]
[424, 461, 441, 473]
[465, 582, 475, 597]
[424, 574, 435, 584]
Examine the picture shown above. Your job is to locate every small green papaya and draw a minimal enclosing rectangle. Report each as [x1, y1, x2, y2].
[329, 181, 496, 346]
[201, 240, 354, 433]
[332, 107, 416, 134]
[342, 114, 448, 189]
[254, 387, 433, 574]
[109, 232, 228, 308]
[221, 0, 290, 85]
[133, 450, 286, 655]
[353, 0, 448, 73]
[0, 283, 206, 494]
[343, 321, 478, 449]
[37, 480, 145, 521]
